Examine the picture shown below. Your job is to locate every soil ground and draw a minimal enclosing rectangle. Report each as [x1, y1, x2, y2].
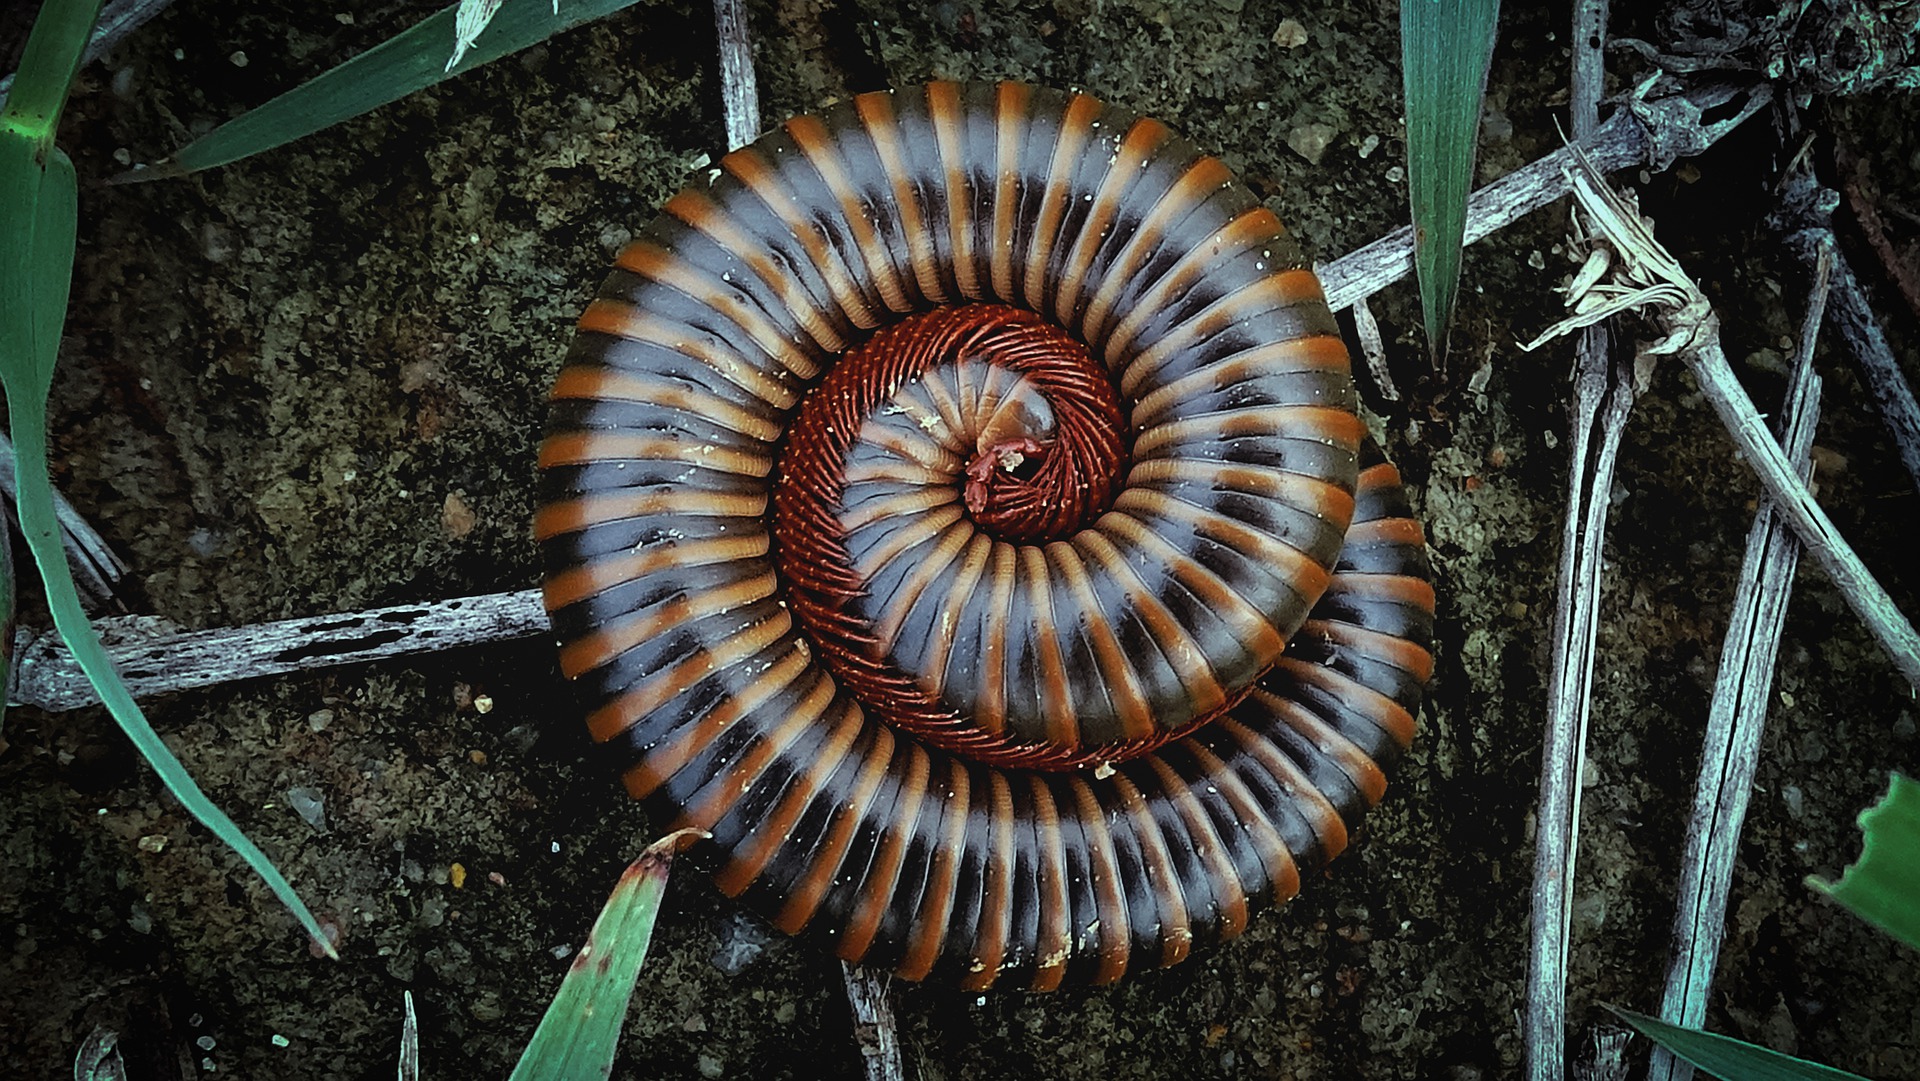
[2, 1, 1917, 1078]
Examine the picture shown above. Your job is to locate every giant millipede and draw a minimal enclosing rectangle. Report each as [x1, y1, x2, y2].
[535, 80, 1435, 990]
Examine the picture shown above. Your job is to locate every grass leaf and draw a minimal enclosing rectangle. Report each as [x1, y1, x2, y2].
[120, 0, 645, 181]
[1400, 0, 1500, 367]
[1609, 1007, 1872, 1081]
[1, 0, 337, 960]
[510, 829, 708, 1081]
[1809, 772, 1920, 950]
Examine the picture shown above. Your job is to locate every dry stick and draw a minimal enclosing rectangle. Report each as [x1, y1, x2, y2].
[0, 433, 128, 614]
[0, 0, 177, 99]
[9, 590, 549, 711]
[713, 0, 760, 153]
[1683, 332, 1920, 687]
[1319, 81, 1768, 313]
[1526, 334, 1639, 1081]
[1774, 173, 1920, 500]
[1528, 5, 1612, 1079]
[1645, 239, 1830, 1081]
[841, 962, 905, 1081]
[7, 82, 1776, 713]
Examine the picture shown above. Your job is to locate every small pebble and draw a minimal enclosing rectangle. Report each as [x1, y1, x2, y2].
[307, 709, 334, 732]
[285, 786, 327, 831]
[1271, 18, 1307, 48]
[137, 834, 169, 853]
[474, 695, 494, 714]
[450, 863, 468, 889]
[228, 50, 248, 67]
[271, 1035, 290, 1048]
[1286, 122, 1337, 166]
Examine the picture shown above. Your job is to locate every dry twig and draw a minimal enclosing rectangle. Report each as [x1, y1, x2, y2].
[1645, 236, 1830, 1081]
[714, 0, 760, 153]
[840, 962, 904, 1081]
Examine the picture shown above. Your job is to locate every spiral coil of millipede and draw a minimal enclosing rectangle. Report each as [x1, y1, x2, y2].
[536, 80, 1435, 990]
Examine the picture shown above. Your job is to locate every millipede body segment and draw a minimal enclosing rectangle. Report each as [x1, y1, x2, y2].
[537, 81, 1435, 990]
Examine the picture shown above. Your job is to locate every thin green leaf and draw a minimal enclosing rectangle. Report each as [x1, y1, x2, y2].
[1809, 772, 1920, 950]
[120, 0, 645, 181]
[510, 829, 708, 1081]
[1609, 1007, 1872, 1081]
[0, 0, 338, 961]
[0, 0, 103, 150]
[1400, 0, 1500, 367]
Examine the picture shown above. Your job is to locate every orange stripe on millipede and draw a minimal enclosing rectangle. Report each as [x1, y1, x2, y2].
[1029, 777, 1072, 991]
[557, 570, 778, 677]
[1097, 509, 1288, 670]
[922, 534, 994, 700]
[674, 673, 843, 832]
[581, 610, 794, 743]
[1118, 269, 1330, 397]
[1248, 687, 1390, 807]
[1129, 335, 1352, 427]
[1271, 657, 1418, 751]
[1081, 156, 1235, 346]
[855, 90, 948, 304]
[619, 645, 821, 797]
[721, 146, 878, 329]
[775, 724, 899, 934]
[1216, 716, 1351, 862]
[1065, 777, 1131, 984]
[925, 81, 979, 301]
[550, 367, 784, 444]
[576, 299, 798, 409]
[1074, 526, 1225, 718]
[1021, 92, 1102, 314]
[1045, 542, 1154, 741]
[1301, 618, 1436, 682]
[660, 188, 849, 354]
[537, 431, 771, 477]
[871, 521, 976, 654]
[975, 544, 1017, 737]
[1147, 754, 1250, 940]
[611, 241, 820, 381]
[1180, 737, 1302, 905]
[544, 535, 770, 612]
[961, 771, 1016, 991]
[786, 113, 912, 315]
[1101, 206, 1287, 361]
[990, 83, 1031, 302]
[534, 488, 765, 541]
[1131, 404, 1366, 460]
[708, 697, 867, 896]
[1052, 116, 1173, 330]
[1112, 772, 1192, 968]
[838, 745, 932, 962]
[896, 761, 970, 981]
[1019, 546, 1078, 749]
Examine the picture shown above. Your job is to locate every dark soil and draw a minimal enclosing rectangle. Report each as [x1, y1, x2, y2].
[2, 1, 1917, 1078]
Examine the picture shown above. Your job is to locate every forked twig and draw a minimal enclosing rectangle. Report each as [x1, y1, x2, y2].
[1645, 237, 1830, 1081]
[1529, 144, 1920, 689]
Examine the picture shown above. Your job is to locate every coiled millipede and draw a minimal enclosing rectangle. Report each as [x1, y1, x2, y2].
[536, 81, 1435, 990]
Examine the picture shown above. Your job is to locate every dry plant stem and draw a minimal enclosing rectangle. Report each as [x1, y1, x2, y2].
[1525, 336, 1638, 1081]
[840, 962, 904, 1081]
[8, 588, 547, 711]
[6, 84, 1777, 710]
[1529, 8, 1611, 1079]
[1775, 169, 1920, 498]
[714, 0, 760, 153]
[1348, 292, 1399, 402]
[0, 432, 127, 613]
[0, 0, 175, 99]
[1319, 81, 1769, 313]
[1684, 330, 1920, 688]
[1645, 242, 1829, 1081]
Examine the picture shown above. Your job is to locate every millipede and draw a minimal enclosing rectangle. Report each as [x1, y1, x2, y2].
[535, 80, 1435, 990]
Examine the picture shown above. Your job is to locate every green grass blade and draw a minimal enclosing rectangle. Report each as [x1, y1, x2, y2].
[1609, 1007, 1871, 1081]
[1809, 772, 1920, 950]
[510, 829, 708, 1081]
[121, 0, 645, 181]
[0, 0, 338, 961]
[1400, 0, 1500, 366]
[0, 0, 101, 145]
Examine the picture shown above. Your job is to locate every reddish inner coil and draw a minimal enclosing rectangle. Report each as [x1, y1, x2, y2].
[774, 304, 1134, 769]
